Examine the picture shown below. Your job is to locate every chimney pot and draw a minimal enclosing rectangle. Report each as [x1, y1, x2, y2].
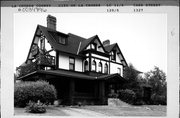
[47, 15, 56, 30]
[103, 40, 110, 46]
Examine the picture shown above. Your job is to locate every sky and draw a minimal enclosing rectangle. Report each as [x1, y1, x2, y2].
[14, 13, 167, 74]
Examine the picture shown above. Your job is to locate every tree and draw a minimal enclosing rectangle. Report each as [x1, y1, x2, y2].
[123, 63, 140, 89]
[144, 66, 167, 104]
[144, 66, 166, 96]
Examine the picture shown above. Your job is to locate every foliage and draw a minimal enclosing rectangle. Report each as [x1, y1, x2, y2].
[151, 94, 166, 105]
[108, 93, 119, 98]
[123, 63, 140, 89]
[14, 80, 57, 107]
[25, 101, 46, 113]
[118, 89, 136, 104]
[144, 66, 167, 105]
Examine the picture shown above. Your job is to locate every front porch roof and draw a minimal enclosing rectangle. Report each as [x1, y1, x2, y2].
[19, 69, 126, 81]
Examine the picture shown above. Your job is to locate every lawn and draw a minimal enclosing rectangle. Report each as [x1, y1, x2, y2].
[14, 105, 166, 116]
[79, 105, 166, 116]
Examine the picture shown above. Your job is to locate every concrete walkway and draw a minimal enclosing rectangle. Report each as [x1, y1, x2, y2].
[61, 107, 107, 116]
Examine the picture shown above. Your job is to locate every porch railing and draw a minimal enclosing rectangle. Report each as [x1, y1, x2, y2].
[17, 54, 55, 78]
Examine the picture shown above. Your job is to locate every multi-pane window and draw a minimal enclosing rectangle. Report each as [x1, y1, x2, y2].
[98, 62, 102, 73]
[69, 57, 75, 71]
[92, 60, 96, 71]
[84, 60, 89, 71]
[104, 63, 108, 74]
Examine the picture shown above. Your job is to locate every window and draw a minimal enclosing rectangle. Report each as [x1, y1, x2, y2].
[84, 60, 89, 71]
[104, 63, 108, 74]
[59, 37, 66, 44]
[111, 50, 116, 61]
[69, 57, 75, 71]
[117, 68, 121, 75]
[98, 62, 102, 73]
[91, 43, 97, 50]
[92, 60, 96, 71]
[40, 39, 45, 50]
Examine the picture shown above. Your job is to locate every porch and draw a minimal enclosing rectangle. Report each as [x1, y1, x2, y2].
[19, 69, 127, 105]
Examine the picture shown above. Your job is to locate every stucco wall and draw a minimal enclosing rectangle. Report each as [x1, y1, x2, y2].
[110, 62, 123, 77]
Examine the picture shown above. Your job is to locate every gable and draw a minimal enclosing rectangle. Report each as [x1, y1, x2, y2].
[79, 35, 106, 53]
[105, 43, 128, 67]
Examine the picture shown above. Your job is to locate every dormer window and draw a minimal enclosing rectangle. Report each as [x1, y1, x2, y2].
[58, 37, 66, 45]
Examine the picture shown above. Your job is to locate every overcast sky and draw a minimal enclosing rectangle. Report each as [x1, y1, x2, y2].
[14, 13, 167, 73]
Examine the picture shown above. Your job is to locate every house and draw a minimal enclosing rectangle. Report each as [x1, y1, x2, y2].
[16, 15, 128, 105]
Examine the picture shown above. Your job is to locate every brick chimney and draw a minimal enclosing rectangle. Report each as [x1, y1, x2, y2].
[103, 40, 110, 46]
[47, 15, 56, 30]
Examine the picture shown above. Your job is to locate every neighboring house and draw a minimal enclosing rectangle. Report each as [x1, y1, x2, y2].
[16, 15, 128, 105]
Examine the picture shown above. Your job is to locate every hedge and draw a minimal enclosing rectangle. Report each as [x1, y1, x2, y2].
[151, 94, 167, 105]
[118, 89, 136, 104]
[14, 80, 57, 107]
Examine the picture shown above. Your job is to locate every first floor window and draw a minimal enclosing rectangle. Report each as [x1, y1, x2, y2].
[104, 63, 108, 74]
[69, 57, 75, 71]
[92, 60, 96, 71]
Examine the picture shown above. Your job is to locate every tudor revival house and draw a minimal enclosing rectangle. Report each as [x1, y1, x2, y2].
[16, 15, 128, 105]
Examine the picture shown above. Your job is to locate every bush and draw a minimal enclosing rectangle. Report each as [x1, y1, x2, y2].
[151, 94, 166, 105]
[14, 80, 57, 107]
[118, 89, 136, 104]
[25, 101, 46, 113]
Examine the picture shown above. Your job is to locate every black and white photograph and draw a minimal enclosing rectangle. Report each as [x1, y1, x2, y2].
[13, 13, 167, 116]
[1, 0, 179, 118]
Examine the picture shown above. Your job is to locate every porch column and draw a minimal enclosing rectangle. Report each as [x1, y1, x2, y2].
[99, 81, 106, 104]
[69, 79, 75, 105]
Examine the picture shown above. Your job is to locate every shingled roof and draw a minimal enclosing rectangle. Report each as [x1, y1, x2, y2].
[38, 25, 86, 55]
[26, 25, 127, 67]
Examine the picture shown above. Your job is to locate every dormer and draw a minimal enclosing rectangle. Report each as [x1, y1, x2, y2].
[57, 34, 68, 45]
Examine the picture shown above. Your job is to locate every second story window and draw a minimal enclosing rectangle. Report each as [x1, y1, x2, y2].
[69, 57, 75, 71]
[98, 62, 102, 73]
[117, 68, 121, 76]
[111, 50, 116, 61]
[104, 63, 108, 74]
[92, 60, 96, 72]
[84, 60, 89, 71]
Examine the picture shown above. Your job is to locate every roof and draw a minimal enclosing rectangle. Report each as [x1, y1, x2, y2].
[104, 43, 116, 52]
[104, 43, 128, 66]
[20, 69, 126, 81]
[26, 25, 127, 66]
[38, 25, 86, 55]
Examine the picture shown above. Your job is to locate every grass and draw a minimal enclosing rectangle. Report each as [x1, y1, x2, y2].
[80, 105, 166, 116]
[14, 105, 166, 116]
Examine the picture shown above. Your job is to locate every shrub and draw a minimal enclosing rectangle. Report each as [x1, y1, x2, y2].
[25, 101, 46, 113]
[151, 94, 167, 105]
[118, 89, 136, 104]
[14, 80, 57, 107]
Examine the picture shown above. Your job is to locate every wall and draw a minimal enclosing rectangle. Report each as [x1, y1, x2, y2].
[58, 53, 83, 72]
[58, 53, 69, 70]
[110, 62, 123, 77]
